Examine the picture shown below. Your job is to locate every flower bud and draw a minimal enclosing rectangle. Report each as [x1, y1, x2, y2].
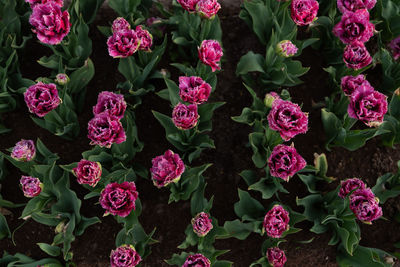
[263, 205, 290, 238]
[333, 9, 374, 44]
[276, 40, 298, 57]
[135, 25, 153, 52]
[24, 82, 61, 117]
[267, 247, 287, 267]
[290, 0, 319, 26]
[20, 176, 42, 198]
[183, 254, 211, 267]
[343, 41, 372, 70]
[172, 103, 199, 130]
[150, 150, 185, 188]
[110, 244, 141, 267]
[73, 160, 102, 187]
[55, 73, 69, 85]
[29, 2, 71, 45]
[267, 99, 308, 141]
[111, 17, 130, 33]
[100, 182, 138, 217]
[11, 139, 36, 162]
[338, 178, 366, 199]
[389, 36, 400, 61]
[107, 29, 140, 58]
[93, 91, 127, 120]
[268, 144, 306, 181]
[191, 212, 213, 237]
[347, 83, 387, 127]
[87, 113, 126, 148]
[196, 0, 221, 19]
[349, 188, 382, 223]
[198, 39, 223, 72]
[179, 76, 211, 104]
[337, 0, 376, 13]
[264, 92, 280, 108]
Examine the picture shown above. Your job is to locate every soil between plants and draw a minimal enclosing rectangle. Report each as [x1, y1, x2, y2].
[1, 2, 400, 267]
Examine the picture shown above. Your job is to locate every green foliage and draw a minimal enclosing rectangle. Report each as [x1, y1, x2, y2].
[168, 7, 222, 62]
[168, 164, 212, 203]
[0, 252, 62, 267]
[321, 108, 389, 151]
[297, 187, 362, 256]
[336, 245, 394, 267]
[117, 35, 167, 107]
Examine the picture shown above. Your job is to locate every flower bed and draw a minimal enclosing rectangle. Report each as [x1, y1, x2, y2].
[1, 0, 400, 266]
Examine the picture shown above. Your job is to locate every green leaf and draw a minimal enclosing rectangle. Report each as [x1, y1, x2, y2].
[68, 58, 95, 95]
[223, 219, 258, 240]
[165, 78, 181, 106]
[37, 243, 61, 257]
[234, 189, 264, 221]
[0, 213, 10, 240]
[336, 245, 393, 267]
[236, 51, 266, 76]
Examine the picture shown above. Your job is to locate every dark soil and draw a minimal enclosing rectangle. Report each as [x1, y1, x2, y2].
[1, 1, 400, 266]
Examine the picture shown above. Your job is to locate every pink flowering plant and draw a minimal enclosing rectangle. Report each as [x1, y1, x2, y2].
[223, 190, 305, 266]
[167, 181, 231, 265]
[5, 144, 100, 261]
[0, 0, 32, 132]
[237, 0, 317, 89]
[162, 0, 222, 62]
[153, 69, 223, 162]
[23, 79, 80, 140]
[295, 158, 389, 257]
[98, 16, 167, 107]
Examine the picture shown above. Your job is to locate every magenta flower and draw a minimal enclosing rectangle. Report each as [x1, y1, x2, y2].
[177, 0, 199, 12]
[20, 176, 42, 198]
[172, 103, 199, 130]
[349, 188, 382, 223]
[87, 113, 126, 148]
[93, 91, 127, 120]
[182, 253, 211, 267]
[72, 160, 102, 187]
[267, 99, 308, 141]
[107, 29, 140, 58]
[268, 144, 306, 181]
[263, 205, 290, 238]
[29, 2, 70, 45]
[135, 25, 153, 52]
[337, 0, 376, 13]
[267, 247, 287, 267]
[198, 39, 223, 72]
[191, 212, 213, 237]
[333, 9, 374, 44]
[110, 244, 141, 267]
[24, 82, 61, 117]
[290, 0, 319, 26]
[196, 0, 221, 19]
[100, 182, 138, 217]
[341, 74, 370, 96]
[343, 41, 372, 69]
[150, 150, 185, 188]
[111, 17, 131, 33]
[11, 139, 36, 162]
[276, 40, 298, 57]
[25, 0, 63, 8]
[338, 178, 366, 198]
[179, 76, 211, 104]
[389, 36, 400, 60]
[347, 83, 387, 127]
